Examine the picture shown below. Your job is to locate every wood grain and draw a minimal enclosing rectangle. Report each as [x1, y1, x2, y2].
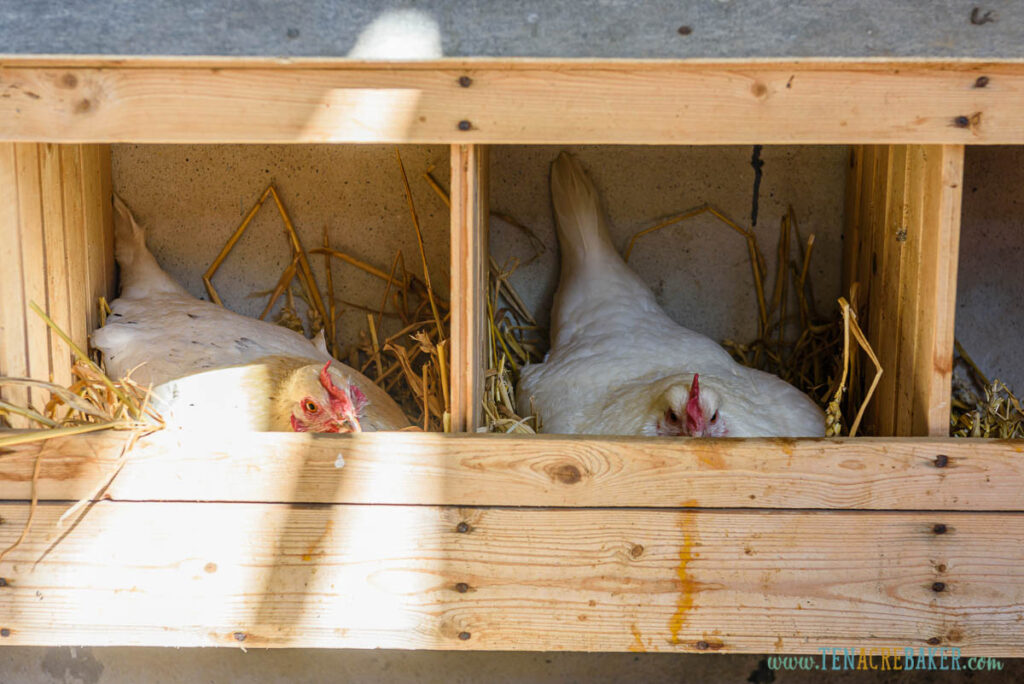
[0, 432, 1020, 510]
[1, 63, 1022, 144]
[845, 145, 963, 436]
[449, 144, 489, 431]
[0, 143, 30, 426]
[0, 502, 1021, 653]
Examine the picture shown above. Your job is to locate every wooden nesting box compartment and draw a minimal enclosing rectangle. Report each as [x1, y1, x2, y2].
[2, 58, 1024, 655]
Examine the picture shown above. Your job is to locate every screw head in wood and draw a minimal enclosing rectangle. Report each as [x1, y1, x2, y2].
[934, 454, 949, 468]
[457, 120, 472, 131]
[932, 582, 946, 592]
[458, 76, 472, 88]
[455, 582, 470, 593]
[458, 631, 471, 640]
[456, 522, 471, 533]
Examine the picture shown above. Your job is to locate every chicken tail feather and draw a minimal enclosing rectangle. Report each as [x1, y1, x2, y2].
[112, 195, 191, 299]
[550, 152, 617, 264]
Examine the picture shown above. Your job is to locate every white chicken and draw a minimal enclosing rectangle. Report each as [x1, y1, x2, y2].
[517, 153, 825, 438]
[92, 197, 410, 432]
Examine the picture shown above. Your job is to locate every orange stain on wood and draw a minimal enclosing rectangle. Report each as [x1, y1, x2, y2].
[669, 500, 698, 645]
[302, 520, 333, 562]
[629, 623, 646, 652]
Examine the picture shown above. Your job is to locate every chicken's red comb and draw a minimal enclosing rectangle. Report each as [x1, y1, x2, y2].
[320, 361, 356, 415]
[685, 373, 703, 429]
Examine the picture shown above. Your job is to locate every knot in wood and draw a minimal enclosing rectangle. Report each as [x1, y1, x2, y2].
[549, 463, 582, 485]
[629, 544, 644, 559]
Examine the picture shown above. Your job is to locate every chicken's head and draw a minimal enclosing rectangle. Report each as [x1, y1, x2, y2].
[287, 361, 367, 433]
[656, 374, 727, 437]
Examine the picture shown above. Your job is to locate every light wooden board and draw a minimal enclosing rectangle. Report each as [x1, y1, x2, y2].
[0, 143, 30, 426]
[0, 143, 112, 427]
[0, 502, 1022, 653]
[1, 432, 1020, 510]
[845, 144, 963, 437]
[449, 144, 488, 431]
[1, 62, 1023, 144]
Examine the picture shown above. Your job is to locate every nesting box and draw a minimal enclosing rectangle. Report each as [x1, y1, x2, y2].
[2, 58, 1024, 655]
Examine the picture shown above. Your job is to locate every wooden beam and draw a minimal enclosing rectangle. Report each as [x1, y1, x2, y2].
[1, 432, 1019, 510]
[844, 145, 963, 436]
[449, 145, 489, 431]
[1, 502, 1022, 653]
[1, 62, 1022, 144]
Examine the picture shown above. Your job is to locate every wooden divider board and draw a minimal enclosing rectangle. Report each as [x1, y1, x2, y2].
[0, 143, 113, 425]
[843, 144, 963, 437]
[1, 61, 1023, 144]
[1, 432, 1021, 510]
[449, 144, 489, 431]
[1, 501, 1021, 653]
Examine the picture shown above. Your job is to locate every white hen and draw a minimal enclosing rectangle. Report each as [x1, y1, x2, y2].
[517, 153, 825, 438]
[92, 197, 410, 432]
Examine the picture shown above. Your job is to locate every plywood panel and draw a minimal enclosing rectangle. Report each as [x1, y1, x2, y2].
[0, 432, 1019, 510]
[0, 62, 1020, 144]
[0, 502, 1020, 654]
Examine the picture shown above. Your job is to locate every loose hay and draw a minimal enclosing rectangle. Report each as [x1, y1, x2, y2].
[951, 340, 1024, 438]
[210, 155, 453, 431]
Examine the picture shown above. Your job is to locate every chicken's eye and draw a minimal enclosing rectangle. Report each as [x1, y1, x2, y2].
[304, 400, 318, 413]
[710, 410, 719, 423]
[667, 409, 679, 423]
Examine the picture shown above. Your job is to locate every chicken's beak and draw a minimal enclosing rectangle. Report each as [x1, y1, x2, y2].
[334, 411, 362, 434]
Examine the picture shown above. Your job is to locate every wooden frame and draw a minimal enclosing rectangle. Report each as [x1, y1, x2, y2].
[1, 58, 1024, 144]
[1, 56, 1021, 655]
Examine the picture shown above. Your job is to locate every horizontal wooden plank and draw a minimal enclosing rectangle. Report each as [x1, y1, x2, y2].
[1, 61, 1023, 144]
[0, 502, 1021, 653]
[1, 432, 1021, 510]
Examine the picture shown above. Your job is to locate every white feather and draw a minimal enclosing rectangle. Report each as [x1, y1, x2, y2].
[518, 153, 825, 438]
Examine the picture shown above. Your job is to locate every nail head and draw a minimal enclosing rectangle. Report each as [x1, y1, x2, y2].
[975, 76, 990, 88]
[934, 454, 949, 468]
[932, 582, 946, 592]
[696, 640, 709, 650]
[933, 523, 948, 535]
[458, 76, 472, 88]
[954, 116, 971, 128]
[458, 631, 471, 640]
[455, 582, 470, 593]
[927, 636, 941, 645]
[0, 628, 9, 637]
[457, 120, 472, 131]
[677, 26, 693, 36]
[456, 522, 470, 533]
[233, 632, 247, 642]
